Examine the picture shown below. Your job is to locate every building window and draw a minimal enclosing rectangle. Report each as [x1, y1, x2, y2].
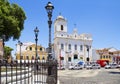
[30, 47, 32, 51]
[74, 54, 78, 59]
[80, 45, 83, 51]
[61, 43, 64, 50]
[103, 56, 105, 59]
[68, 44, 71, 50]
[68, 57, 71, 62]
[61, 25, 64, 31]
[26, 56, 29, 60]
[40, 48, 42, 51]
[106, 56, 108, 59]
[32, 56, 34, 60]
[75, 44, 77, 50]
[20, 56, 23, 59]
[42, 57, 45, 60]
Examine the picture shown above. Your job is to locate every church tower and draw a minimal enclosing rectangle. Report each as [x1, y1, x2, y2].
[54, 15, 68, 38]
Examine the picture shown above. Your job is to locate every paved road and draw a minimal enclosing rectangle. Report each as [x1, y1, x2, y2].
[58, 68, 120, 84]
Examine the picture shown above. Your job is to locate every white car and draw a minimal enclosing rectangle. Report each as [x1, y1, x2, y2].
[69, 64, 83, 70]
[92, 64, 101, 69]
[110, 64, 117, 69]
[105, 64, 111, 69]
[116, 64, 120, 68]
[86, 64, 92, 69]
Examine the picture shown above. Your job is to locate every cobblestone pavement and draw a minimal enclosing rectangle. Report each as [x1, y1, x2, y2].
[58, 68, 120, 84]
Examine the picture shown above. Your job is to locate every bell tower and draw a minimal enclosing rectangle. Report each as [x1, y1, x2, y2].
[54, 15, 68, 38]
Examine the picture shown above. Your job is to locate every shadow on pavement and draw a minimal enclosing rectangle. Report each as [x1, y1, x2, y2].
[109, 71, 120, 74]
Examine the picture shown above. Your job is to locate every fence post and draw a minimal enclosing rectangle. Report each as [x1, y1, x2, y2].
[46, 60, 57, 84]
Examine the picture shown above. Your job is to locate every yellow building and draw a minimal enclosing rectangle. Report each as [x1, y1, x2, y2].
[96, 47, 120, 63]
[97, 48, 112, 62]
[16, 42, 48, 60]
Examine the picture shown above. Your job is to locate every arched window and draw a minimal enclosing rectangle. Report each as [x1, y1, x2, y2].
[68, 57, 71, 62]
[61, 43, 64, 50]
[74, 54, 78, 59]
[75, 44, 77, 50]
[68, 44, 71, 50]
[61, 25, 64, 31]
[80, 45, 83, 51]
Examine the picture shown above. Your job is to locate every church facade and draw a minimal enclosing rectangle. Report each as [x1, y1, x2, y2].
[53, 15, 93, 68]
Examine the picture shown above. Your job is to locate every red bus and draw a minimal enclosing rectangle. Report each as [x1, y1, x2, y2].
[97, 60, 109, 67]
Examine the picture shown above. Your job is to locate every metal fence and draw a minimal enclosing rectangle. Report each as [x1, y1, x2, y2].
[0, 59, 57, 84]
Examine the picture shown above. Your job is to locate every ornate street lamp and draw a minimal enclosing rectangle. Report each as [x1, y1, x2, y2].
[45, 3, 57, 84]
[34, 27, 39, 59]
[18, 41, 23, 61]
[45, 2, 54, 60]
[18, 40, 22, 83]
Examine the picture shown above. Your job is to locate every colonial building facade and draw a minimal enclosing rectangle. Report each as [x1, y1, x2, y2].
[53, 15, 93, 67]
[96, 47, 120, 64]
[16, 42, 48, 61]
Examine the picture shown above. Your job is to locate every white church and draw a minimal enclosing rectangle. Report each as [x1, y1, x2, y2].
[53, 15, 93, 68]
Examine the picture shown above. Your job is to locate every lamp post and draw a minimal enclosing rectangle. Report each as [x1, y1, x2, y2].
[45, 2, 57, 84]
[86, 45, 91, 63]
[45, 2, 54, 60]
[18, 41, 23, 61]
[18, 40, 22, 83]
[34, 27, 39, 59]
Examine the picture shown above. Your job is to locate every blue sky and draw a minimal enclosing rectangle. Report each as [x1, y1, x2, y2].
[7, 0, 120, 58]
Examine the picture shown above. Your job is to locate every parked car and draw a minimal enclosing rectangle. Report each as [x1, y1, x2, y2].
[92, 64, 101, 69]
[85, 64, 92, 69]
[116, 64, 120, 68]
[69, 64, 83, 70]
[110, 63, 117, 69]
[105, 64, 111, 69]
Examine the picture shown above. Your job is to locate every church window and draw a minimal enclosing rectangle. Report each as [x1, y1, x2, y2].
[74, 54, 78, 59]
[68, 44, 71, 50]
[68, 57, 71, 62]
[61, 43, 64, 50]
[75, 44, 77, 50]
[80, 45, 83, 51]
[75, 35, 76, 38]
[61, 25, 64, 31]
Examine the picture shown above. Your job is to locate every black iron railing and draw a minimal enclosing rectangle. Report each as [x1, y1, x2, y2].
[0, 59, 57, 84]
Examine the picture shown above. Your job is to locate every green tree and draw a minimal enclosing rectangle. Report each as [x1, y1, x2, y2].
[4, 46, 13, 59]
[0, 0, 26, 41]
